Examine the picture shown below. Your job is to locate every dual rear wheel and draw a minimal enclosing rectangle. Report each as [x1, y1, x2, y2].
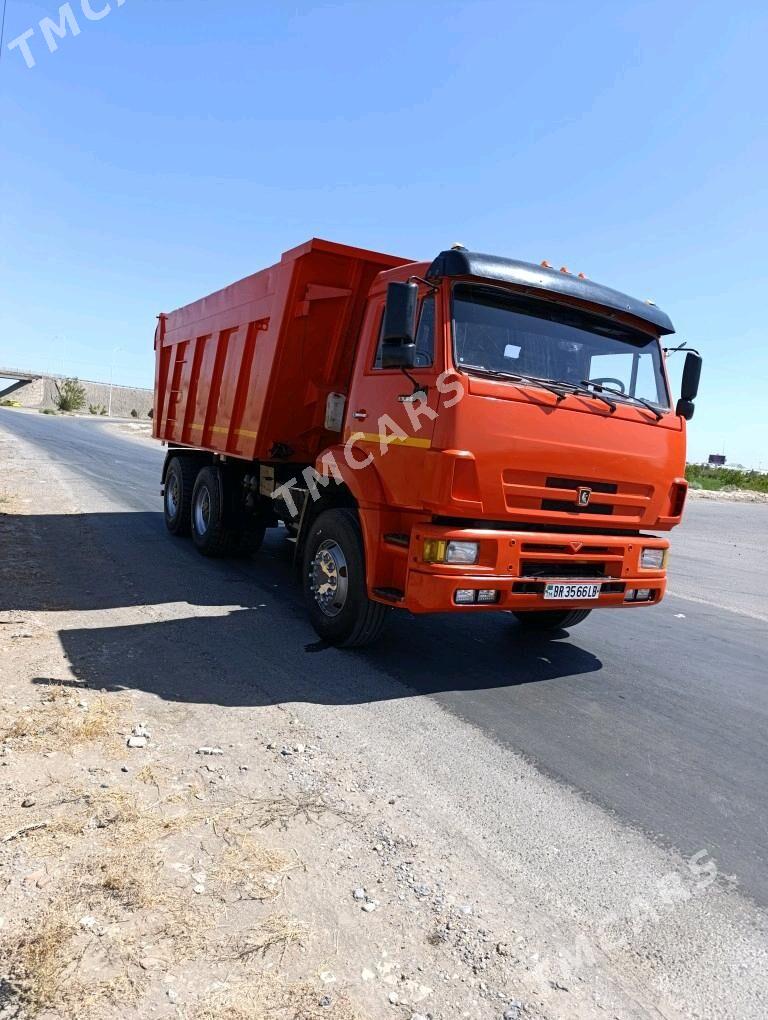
[163, 458, 264, 558]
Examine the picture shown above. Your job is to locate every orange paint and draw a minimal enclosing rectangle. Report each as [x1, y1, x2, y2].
[155, 238, 690, 617]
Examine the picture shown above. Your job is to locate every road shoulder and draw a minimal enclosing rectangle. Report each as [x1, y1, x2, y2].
[1, 421, 766, 1020]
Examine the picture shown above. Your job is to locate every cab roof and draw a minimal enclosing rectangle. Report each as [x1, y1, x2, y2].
[426, 249, 674, 335]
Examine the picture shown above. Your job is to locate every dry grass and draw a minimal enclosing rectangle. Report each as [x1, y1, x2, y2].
[0, 691, 352, 1019]
[207, 832, 301, 902]
[1, 786, 147, 853]
[235, 792, 348, 832]
[1, 783, 207, 855]
[0, 902, 80, 1014]
[191, 973, 366, 1020]
[0, 895, 142, 1018]
[0, 686, 123, 753]
[230, 914, 309, 962]
[81, 842, 164, 912]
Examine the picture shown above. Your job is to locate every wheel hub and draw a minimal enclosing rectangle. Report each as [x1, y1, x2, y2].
[165, 475, 179, 517]
[309, 539, 349, 617]
[194, 485, 211, 535]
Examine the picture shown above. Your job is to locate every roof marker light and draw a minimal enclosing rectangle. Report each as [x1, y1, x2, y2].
[560, 266, 570, 274]
[578, 272, 587, 279]
[540, 260, 552, 268]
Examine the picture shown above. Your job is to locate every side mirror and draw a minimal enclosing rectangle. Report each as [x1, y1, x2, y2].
[381, 281, 418, 369]
[675, 351, 702, 420]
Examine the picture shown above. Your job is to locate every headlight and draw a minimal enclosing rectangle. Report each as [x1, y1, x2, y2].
[641, 548, 666, 570]
[445, 541, 479, 564]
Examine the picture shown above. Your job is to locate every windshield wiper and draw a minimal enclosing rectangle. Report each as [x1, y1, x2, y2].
[581, 380, 664, 420]
[462, 365, 618, 411]
[548, 379, 617, 412]
[460, 365, 571, 402]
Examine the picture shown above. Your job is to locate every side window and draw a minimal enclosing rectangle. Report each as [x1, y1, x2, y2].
[374, 294, 436, 369]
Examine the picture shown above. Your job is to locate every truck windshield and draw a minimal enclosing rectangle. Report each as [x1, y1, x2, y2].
[452, 283, 670, 409]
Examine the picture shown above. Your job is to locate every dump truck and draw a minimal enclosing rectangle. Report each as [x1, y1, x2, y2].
[153, 237, 702, 647]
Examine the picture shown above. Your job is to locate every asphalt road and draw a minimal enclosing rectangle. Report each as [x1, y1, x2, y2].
[3, 409, 767, 908]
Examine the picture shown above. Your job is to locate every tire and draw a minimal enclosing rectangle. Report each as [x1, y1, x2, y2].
[512, 608, 592, 632]
[190, 466, 237, 557]
[302, 508, 390, 648]
[164, 456, 198, 536]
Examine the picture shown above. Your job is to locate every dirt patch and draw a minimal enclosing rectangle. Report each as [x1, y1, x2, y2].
[688, 487, 768, 503]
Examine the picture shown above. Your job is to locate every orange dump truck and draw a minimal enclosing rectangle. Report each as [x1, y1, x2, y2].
[154, 237, 702, 647]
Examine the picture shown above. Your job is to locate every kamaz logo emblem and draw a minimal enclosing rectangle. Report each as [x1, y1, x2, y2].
[577, 487, 592, 507]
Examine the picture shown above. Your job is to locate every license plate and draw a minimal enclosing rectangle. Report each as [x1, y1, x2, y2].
[543, 582, 601, 601]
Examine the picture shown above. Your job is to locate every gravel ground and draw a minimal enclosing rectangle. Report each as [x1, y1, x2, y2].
[687, 487, 768, 503]
[1, 420, 767, 1020]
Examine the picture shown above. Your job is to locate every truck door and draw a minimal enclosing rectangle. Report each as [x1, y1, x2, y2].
[345, 288, 441, 509]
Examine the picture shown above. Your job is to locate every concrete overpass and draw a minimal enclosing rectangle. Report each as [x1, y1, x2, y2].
[0, 367, 153, 419]
[0, 367, 45, 400]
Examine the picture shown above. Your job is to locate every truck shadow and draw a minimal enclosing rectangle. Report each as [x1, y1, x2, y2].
[1, 510, 603, 706]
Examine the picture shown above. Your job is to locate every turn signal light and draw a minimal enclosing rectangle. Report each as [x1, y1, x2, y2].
[423, 538, 446, 563]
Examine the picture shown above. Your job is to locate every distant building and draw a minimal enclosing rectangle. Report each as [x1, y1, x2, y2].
[708, 454, 726, 467]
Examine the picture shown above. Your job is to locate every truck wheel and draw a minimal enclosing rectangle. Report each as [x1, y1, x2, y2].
[512, 609, 592, 632]
[302, 509, 389, 648]
[164, 456, 198, 536]
[190, 466, 236, 557]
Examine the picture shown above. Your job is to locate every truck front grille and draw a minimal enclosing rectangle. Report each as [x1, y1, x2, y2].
[502, 470, 652, 523]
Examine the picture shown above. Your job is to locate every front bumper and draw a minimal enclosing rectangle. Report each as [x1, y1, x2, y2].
[401, 524, 668, 614]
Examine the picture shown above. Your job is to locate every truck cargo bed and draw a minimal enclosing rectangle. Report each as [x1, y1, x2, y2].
[153, 238, 408, 463]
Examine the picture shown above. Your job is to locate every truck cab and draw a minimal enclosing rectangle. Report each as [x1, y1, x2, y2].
[306, 248, 701, 642]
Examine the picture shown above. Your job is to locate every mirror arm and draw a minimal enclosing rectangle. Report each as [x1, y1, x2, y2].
[663, 341, 701, 357]
[400, 366, 427, 397]
[408, 274, 440, 293]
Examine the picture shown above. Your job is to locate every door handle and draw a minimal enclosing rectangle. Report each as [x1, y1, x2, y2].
[352, 409, 368, 420]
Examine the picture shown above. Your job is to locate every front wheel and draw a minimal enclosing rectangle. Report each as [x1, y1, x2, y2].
[302, 509, 389, 648]
[513, 608, 592, 632]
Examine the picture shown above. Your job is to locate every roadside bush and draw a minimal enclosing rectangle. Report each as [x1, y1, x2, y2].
[54, 378, 87, 413]
[88, 403, 107, 415]
[40, 408, 57, 415]
[686, 463, 768, 493]
[147, 408, 154, 419]
[0, 399, 21, 407]
[130, 408, 139, 418]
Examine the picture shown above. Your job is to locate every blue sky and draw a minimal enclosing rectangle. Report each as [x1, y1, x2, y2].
[1, 0, 766, 465]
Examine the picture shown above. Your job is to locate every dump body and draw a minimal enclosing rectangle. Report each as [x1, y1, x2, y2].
[153, 238, 408, 462]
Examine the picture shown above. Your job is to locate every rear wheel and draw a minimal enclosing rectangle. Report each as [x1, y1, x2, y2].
[164, 456, 198, 536]
[513, 608, 592, 632]
[191, 466, 235, 557]
[302, 508, 389, 648]
[191, 465, 265, 557]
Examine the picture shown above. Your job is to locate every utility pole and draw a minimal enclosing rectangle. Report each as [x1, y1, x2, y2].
[108, 346, 124, 417]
